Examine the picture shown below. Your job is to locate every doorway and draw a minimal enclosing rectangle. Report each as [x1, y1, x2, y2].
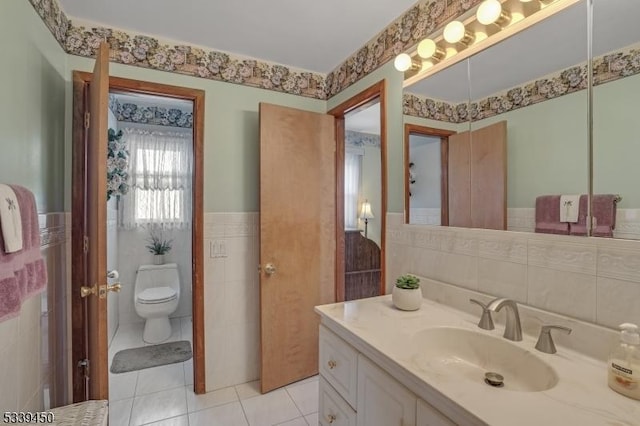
[71, 72, 206, 400]
[328, 80, 387, 301]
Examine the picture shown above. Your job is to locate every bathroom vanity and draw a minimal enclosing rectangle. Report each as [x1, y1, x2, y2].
[315, 293, 640, 425]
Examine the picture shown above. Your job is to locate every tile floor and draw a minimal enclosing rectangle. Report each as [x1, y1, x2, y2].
[108, 317, 319, 426]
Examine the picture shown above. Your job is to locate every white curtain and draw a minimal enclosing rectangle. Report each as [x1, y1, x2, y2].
[119, 128, 193, 230]
[344, 148, 363, 229]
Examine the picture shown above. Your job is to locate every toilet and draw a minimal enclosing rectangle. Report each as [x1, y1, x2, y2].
[134, 263, 181, 344]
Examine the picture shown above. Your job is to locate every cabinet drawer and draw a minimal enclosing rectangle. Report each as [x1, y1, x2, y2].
[319, 325, 358, 408]
[319, 377, 357, 426]
[416, 398, 457, 426]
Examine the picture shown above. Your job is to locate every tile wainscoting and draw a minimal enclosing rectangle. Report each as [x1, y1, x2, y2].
[204, 212, 259, 391]
[386, 213, 640, 332]
[0, 212, 69, 412]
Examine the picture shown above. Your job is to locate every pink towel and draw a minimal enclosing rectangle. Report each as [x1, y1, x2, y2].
[0, 185, 48, 322]
[569, 194, 618, 237]
[535, 195, 569, 235]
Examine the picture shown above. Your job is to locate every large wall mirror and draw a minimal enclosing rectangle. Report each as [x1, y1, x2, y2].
[592, 0, 640, 240]
[404, 0, 593, 235]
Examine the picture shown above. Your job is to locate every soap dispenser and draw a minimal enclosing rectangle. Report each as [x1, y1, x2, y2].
[608, 323, 640, 400]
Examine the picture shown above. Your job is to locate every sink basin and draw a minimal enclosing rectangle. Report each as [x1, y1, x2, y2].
[409, 327, 558, 392]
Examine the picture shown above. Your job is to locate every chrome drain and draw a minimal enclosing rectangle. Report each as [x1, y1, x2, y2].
[484, 372, 504, 387]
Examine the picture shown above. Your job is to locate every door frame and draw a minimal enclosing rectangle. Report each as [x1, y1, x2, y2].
[71, 72, 206, 399]
[403, 124, 456, 226]
[328, 80, 387, 301]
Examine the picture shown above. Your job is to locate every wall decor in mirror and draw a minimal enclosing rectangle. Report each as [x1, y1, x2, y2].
[404, 0, 592, 235]
[592, 0, 640, 240]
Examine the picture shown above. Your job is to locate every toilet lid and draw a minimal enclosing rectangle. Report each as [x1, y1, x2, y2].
[137, 286, 177, 304]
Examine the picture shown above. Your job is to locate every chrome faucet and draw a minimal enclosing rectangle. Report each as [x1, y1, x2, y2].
[535, 325, 572, 354]
[469, 299, 494, 330]
[487, 298, 523, 341]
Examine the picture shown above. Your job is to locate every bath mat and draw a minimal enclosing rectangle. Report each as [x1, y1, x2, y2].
[110, 340, 192, 374]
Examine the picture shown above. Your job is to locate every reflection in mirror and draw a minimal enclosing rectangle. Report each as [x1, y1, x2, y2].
[404, 59, 471, 225]
[592, 0, 640, 240]
[344, 101, 382, 300]
[404, 1, 590, 233]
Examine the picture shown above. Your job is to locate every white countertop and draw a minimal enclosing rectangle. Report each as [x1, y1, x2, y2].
[315, 295, 640, 426]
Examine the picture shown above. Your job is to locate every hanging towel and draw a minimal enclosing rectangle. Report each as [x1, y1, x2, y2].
[0, 184, 23, 252]
[535, 195, 569, 235]
[569, 194, 618, 237]
[559, 195, 580, 223]
[0, 185, 47, 322]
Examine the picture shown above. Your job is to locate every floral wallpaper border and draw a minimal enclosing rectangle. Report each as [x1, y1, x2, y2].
[109, 95, 194, 128]
[346, 130, 381, 148]
[325, 0, 484, 98]
[25, 0, 640, 104]
[404, 44, 640, 123]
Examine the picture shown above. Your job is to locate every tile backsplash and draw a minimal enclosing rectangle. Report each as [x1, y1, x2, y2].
[386, 213, 640, 331]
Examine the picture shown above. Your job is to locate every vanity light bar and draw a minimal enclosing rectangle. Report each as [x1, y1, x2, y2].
[397, 0, 580, 87]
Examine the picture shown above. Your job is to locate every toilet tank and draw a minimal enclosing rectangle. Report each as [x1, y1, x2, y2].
[135, 263, 180, 296]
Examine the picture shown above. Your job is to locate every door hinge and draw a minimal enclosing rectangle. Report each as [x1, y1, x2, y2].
[83, 236, 89, 253]
[78, 358, 90, 377]
[84, 112, 90, 129]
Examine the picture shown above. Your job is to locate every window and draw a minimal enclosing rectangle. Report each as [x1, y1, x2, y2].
[344, 147, 363, 229]
[120, 128, 193, 229]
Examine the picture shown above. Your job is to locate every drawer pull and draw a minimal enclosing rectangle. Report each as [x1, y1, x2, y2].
[326, 414, 337, 424]
[327, 360, 337, 369]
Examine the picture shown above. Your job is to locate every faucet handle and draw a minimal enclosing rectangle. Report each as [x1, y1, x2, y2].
[470, 299, 495, 330]
[535, 325, 572, 354]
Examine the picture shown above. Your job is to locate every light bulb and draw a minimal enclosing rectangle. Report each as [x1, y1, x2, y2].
[443, 21, 466, 44]
[394, 53, 412, 72]
[477, 0, 502, 25]
[417, 39, 437, 59]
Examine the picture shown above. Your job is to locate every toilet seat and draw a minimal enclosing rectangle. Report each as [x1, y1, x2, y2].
[136, 286, 177, 304]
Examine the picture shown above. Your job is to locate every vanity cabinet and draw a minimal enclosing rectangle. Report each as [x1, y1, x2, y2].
[356, 354, 416, 426]
[319, 324, 456, 426]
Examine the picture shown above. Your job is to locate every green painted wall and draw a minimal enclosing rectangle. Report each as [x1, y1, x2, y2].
[593, 73, 640, 208]
[65, 57, 326, 213]
[328, 62, 406, 213]
[0, 1, 67, 213]
[471, 91, 589, 208]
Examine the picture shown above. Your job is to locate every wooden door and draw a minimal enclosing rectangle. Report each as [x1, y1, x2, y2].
[470, 121, 507, 230]
[448, 131, 471, 227]
[71, 42, 109, 400]
[259, 103, 336, 393]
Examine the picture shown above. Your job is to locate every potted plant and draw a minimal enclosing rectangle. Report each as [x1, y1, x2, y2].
[145, 229, 172, 265]
[392, 274, 422, 311]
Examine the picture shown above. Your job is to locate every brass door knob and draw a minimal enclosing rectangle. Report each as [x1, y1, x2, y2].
[326, 414, 336, 424]
[327, 360, 337, 369]
[264, 263, 277, 275]
[107, 283, 122, 293]
[80, 285, 97, 298]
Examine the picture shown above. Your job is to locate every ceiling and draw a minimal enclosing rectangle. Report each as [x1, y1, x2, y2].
[345, 103, 381, 135]
[406, 0, 640, 103]
[58, 0, 419, 74]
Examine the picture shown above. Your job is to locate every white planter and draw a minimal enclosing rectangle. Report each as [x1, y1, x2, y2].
[153, 254, 165, 265]
[392, 287, 422, 311]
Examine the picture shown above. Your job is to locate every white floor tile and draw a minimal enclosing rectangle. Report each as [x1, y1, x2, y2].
[188, 401, 248, 426]
[183, 359, 194, 386]
[130, 387, 188, 426]
[108, 397, 133, 426]
[235, 380, 261, 400]
[141, 415, 189, 426]
[109, 371, 138, 401]
[304, 412, 318, 426]
[286, 380, 319, 415]
[291, 376, 318, 387]
[240, 389, 301, 426]
[136, 364, 186, 396]
[186, 385, 238, 413]
[276, 417, 308, 426]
